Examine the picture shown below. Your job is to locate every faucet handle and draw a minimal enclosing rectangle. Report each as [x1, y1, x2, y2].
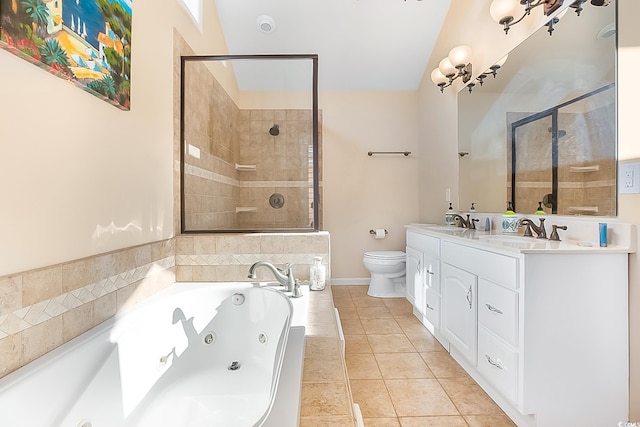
[549, 225, 567, 241]
[518, 219, 534, 237]
[469, 218, 479, 230]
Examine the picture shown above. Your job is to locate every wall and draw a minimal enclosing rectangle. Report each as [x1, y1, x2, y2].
[320, 91, 421, 280]
[617, 0, 640, 419]
[0, 0, 230, 378]
[420, 0, 639, 420]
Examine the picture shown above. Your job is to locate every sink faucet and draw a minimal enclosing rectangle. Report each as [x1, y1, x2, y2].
[452, 214, 479, 229]
[518, 218, 547, 239]
[248, 261, 302, 298]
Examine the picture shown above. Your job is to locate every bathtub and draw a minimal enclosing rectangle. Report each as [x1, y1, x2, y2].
[0, 282, 307, 427]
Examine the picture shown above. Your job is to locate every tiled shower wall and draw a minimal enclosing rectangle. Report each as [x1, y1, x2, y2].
[182, 55, 322, 231]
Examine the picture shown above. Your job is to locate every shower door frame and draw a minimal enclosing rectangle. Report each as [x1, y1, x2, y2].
[179, 54, 320, 234]
[510, 83, 615, 214]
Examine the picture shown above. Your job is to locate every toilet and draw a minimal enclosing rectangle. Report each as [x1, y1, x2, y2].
[362, 251, 406, 298]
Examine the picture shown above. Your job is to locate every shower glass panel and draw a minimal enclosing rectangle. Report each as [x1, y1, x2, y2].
[510, 84, 615, 216]
[180, 55, 320, 233]
[513, 115, 554, 214]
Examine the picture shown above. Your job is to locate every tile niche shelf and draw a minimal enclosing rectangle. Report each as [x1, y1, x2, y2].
[235, 163, 256, 171]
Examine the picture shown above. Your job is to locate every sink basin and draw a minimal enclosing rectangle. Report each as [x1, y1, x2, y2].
[477, 235, 540, 248]
[426, 225, 467, 233]
[478, 235, 533, 243]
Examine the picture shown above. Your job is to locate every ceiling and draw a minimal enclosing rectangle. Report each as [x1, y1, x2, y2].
[212, 0, 452, 91]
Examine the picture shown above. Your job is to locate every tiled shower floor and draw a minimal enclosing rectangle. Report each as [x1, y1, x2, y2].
[332, 285, 516, 427]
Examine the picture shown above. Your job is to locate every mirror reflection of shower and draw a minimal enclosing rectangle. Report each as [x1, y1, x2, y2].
[180, 54, 321, 233]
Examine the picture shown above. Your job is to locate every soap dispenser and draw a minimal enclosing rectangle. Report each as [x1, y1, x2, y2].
[445, 203, 456, 226]
[501, 201, 518, 233]
[469, 203, 476, 212]
[535, 201, 546, 215]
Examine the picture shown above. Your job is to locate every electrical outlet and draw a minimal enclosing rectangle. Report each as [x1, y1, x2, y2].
[619, 163, 640, 194]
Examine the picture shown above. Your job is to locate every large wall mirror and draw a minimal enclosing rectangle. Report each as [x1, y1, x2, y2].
[458, 1, 616, 216]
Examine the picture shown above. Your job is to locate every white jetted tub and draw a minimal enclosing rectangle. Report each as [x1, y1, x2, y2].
[0, 282, 307, 427]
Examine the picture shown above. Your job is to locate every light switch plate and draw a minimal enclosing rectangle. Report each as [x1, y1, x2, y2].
[619, 163, 640, 194]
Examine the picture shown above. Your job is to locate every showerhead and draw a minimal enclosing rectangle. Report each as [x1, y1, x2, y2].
[269, 124, 279, 136]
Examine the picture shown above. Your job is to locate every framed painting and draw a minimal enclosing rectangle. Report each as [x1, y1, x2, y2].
[0, 0, 132, 110]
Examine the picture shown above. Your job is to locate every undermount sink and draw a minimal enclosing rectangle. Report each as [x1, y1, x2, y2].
[477, 234, 543, 248]
[426, 225, 467, 233]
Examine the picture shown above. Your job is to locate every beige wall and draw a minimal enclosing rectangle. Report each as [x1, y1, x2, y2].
[0, 0, 231, 277]
[320, 91, 420, 279]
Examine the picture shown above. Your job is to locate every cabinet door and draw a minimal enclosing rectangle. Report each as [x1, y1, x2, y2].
[442, 263, 477, 365]
[405, 246, 423, 308]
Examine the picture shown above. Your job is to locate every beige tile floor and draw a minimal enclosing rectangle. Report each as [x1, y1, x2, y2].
[332, 285, 516, 427]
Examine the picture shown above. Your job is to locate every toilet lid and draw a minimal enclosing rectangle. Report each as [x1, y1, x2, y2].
[364, 251, 406, 260]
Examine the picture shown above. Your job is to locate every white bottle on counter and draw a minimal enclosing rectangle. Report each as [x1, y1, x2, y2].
[310, 256, 326, 291]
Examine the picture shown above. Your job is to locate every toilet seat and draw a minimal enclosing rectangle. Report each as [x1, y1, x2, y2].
[363, 251, 405, 261]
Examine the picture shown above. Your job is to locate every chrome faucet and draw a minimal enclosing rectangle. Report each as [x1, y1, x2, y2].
[518, 218, 547, 239]
[452, 214, 479, 229]
[248, 261, 302, 298]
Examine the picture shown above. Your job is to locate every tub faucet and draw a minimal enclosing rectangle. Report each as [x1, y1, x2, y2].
[518, 218, 547, 239]
[248, 261, 302, 298]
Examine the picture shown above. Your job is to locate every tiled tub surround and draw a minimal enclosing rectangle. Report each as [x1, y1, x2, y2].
[0, 231, 330, 381]
[0, 239, 176, 378]
[175, 232, 330, 282]
[182, 58, 323, 231]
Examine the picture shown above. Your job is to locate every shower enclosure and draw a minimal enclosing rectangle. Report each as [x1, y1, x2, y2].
[508, 84, 615, 216]
[180, 54, 320, 233]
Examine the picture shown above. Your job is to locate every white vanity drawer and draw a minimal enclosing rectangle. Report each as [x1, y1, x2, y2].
[423, 287, 441, 330]
[423, 253, 440, 293]
[441, 241, 518, 289]
[478, 327, 518, 404]
[478, 278, 518, 347]
[407, 231, 440, 258]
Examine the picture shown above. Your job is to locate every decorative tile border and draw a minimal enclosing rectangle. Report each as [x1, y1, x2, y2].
[0, 256, 175, 338]
[175, 253, 325, 266]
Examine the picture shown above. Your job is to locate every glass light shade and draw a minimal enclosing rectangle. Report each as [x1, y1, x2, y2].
[448, 45, 472, 68]
[494, 54, 508, 68]
[438, 57, 457, 77]
[431, 68, 448, 85]
[490, 0, 520, 24]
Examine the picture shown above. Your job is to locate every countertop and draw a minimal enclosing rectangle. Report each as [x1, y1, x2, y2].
[405, 223, 636, 255]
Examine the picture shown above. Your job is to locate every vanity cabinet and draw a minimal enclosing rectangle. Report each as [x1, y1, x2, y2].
[441, 263, 476, 365]
[405, 224, 631, 427]
[406, 231, 442, 334]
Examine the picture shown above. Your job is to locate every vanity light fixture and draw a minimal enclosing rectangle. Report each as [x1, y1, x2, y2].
[430, 45, 473, 93]
[489, 0, 587, 35]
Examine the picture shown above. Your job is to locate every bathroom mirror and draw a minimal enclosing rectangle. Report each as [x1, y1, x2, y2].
[180, 55, 320, 233]
[458, 1, 616, 215]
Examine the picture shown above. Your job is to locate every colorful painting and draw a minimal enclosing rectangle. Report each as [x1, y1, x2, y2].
[0, 0, 132, 110]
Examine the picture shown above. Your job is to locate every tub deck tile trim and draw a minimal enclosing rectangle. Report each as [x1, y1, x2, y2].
[0, 256, 175, 337]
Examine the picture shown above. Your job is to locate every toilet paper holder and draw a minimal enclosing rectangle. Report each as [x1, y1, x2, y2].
[369, 229, 388, 235]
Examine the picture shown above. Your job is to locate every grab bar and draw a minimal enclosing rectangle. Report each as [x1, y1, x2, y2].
[367, 151, 411, 156]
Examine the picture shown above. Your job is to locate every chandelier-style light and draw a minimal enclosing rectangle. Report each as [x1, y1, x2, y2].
[489, 0, 587, 35]
[430, 45, 473, 93]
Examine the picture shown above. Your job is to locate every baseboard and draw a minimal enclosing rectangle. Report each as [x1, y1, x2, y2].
[329, 278, 370, 285]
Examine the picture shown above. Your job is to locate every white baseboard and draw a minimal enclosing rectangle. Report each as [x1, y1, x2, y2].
[329, 278, 370, 286]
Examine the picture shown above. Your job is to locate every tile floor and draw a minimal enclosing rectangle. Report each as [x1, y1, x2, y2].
[332, 285, 516, 427]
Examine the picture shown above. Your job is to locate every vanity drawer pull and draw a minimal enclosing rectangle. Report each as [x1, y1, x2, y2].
[466, 286, 473, 309]
[426, 269, 435, 275]
[485, 304, 504, 315]
[485, 354, 504, 370]
[426, 303, 435, 310]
